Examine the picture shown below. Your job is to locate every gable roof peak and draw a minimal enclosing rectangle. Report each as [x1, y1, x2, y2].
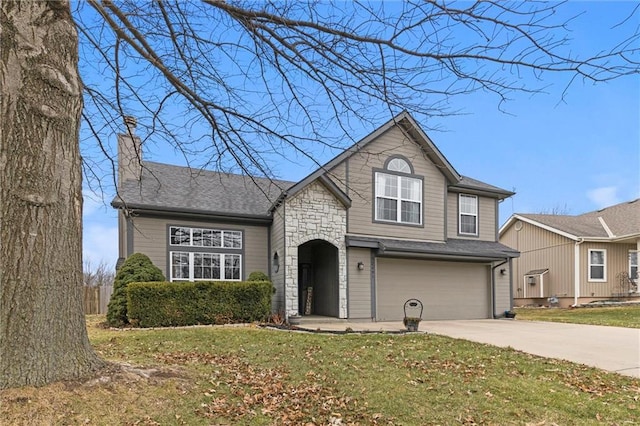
[286, 112, 461, 198]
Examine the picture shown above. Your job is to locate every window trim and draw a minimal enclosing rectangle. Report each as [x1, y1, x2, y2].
[588, 249, 607, 282]
[458, 194, 479, 236]
[373, 161, 423, 227]
[170, 251, 242, 282]
[383, 155, 414, 174]
[630, 250, 638, 282]
[167, 224, 244, 282]
[169, 226, 242, 249]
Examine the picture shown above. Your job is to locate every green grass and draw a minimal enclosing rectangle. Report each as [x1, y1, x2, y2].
[514, 305, 640, 328]
[1, 315, 639, 425]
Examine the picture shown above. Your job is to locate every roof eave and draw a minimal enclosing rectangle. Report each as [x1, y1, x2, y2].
[377, 249, 517, 262]
[396, 114, 461, 183]
[449, 184, 515, 200]
[286, 111, 464, 200]
[346, 235, 520, 260]
[283, 113, 405, 199]
[318, 174, 351, 208]
[503, 214, 580, 241]
[112, 202, 273, 224]
[580, 234, 640, 243]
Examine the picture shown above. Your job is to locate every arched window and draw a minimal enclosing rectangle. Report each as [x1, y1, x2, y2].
[374, 157, 422, 225]
[386, 157, 411, 173]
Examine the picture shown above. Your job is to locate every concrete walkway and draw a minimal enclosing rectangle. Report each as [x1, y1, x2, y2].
[296, 319, 640, 378]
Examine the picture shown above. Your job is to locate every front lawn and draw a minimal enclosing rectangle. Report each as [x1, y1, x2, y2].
[514, 305, 640, 328]
[1, 315, 638, 425]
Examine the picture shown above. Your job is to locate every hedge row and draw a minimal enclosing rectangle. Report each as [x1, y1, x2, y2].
[126, 280, 273, 328]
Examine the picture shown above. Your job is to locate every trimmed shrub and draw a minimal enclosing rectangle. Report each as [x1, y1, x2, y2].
[247, 271, 270, 282]
[106, 253, 165, 327]
[126, 280, 273, 328]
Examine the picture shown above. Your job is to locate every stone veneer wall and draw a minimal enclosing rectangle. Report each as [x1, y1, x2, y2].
[284, 180, 348, 318]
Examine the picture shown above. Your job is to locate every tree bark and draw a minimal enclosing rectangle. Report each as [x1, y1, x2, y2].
[0, 0, 103, 388]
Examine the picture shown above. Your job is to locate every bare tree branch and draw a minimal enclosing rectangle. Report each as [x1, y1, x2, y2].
[74, 0, 639, 184]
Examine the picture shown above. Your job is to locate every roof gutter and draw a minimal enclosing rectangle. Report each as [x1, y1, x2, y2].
[111, 203, 273, 225]
[448, 184, 515, 200]
[578, 234, 640, 243]
[377, 250, 515, 263]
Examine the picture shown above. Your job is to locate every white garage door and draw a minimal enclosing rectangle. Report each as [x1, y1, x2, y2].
[376, 258, 490, 321]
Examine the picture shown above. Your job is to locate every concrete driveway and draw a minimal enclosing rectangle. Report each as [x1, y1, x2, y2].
[421, 320, 640, 378]
[298, 319, 640, 378]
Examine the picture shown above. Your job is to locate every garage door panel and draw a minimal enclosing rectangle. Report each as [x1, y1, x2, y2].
[376, 258, 490, 321]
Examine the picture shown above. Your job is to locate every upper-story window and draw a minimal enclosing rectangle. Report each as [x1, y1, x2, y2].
[374, 157, 422, 225]
[458, 194, 478, 235]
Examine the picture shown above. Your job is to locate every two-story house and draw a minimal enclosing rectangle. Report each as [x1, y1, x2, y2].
[112, 112, 519, 321]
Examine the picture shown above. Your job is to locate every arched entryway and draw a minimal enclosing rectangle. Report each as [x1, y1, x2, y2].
[297, 239, 339, 317]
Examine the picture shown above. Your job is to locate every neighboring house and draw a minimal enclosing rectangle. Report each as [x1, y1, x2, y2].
[500, 200, 640, 307]
[112, 112, 519, 321]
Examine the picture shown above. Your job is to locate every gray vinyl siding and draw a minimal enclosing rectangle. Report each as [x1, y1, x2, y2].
[501, 220, 575, 299]
[270, 204, 286, 312]
[130, 215, 269, 280]
[328, 161, 348, 194]
[346, 126, 446, 241]
[493, 262, 511, 314]
[347, 247, 372, 319]
[579, 242, 637, 298]
[479, 197, 497, 241]
[447, 193, 498, 241]
[129, 217, 167, 273]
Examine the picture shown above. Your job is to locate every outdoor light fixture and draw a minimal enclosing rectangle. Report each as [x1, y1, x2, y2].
[500, 268, 507, 276]
[357, 261, 365, 270]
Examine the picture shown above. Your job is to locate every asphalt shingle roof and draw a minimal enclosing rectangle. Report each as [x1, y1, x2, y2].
[112, 115, 514, 217]
[517, 199, 640, 238]
[112, 161, 294, 217]
[456, 175, 514, 197]
[580, 199, 640, 236]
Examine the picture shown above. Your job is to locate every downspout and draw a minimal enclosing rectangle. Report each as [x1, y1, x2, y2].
[573, 238, 584, 307]
[492, 259, 509, 318]
[283, 199, 288, 320]
[508, 258, 514, 310]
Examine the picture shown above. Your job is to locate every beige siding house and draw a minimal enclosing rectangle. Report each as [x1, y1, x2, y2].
[112, 112, 519, 321]
[500, 201, 640, 307]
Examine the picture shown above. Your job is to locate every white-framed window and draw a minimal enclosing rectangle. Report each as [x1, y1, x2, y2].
[459, 194, 478, 235]
[170, 226, 241, 249]
[588, 249, 606, 282]
[630, 251, 638, 282]
[170, 252, 241, 281]
[387, 157, 411, 173]
[374, 158, 422, 225]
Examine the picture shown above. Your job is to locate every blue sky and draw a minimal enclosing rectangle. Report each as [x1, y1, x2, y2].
[81, 2, 640, 269]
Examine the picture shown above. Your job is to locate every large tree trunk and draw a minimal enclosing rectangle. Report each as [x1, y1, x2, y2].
[0, 0, 103, 388]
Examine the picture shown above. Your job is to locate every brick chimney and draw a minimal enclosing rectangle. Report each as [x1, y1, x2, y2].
[117, 116, 142, 184]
